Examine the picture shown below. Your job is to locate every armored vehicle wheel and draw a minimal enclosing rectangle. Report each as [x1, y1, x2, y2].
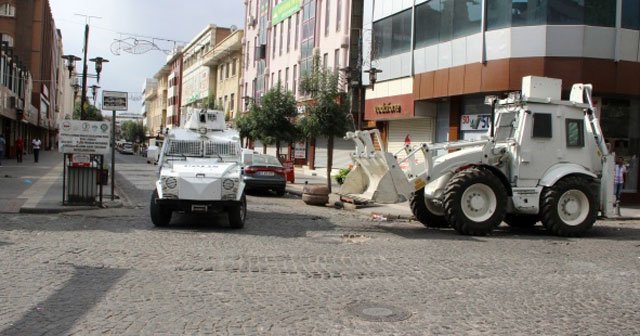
[444, 167, 507, 236]
[504, 214, 539, 228]
[228, 194, 247, 229]
[541, 176, 596, 237]
[150, 190, 172, 227]
[410, 189, 448, 228]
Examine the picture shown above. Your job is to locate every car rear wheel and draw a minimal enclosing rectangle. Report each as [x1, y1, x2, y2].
[540, 176, 596, 237]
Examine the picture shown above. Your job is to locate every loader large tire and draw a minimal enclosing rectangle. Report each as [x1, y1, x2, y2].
[410, 189, 448, 228]
[443, 167, 507, 236]
[540, 176, 596, 237]
[504, 214, 539, 228]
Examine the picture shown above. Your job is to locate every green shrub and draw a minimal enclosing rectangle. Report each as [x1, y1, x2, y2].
[334, 167, 352, 185]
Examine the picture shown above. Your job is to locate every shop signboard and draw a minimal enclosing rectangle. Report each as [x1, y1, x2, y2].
[461, 114, 492, 131]
[294, 141, 306, 159]
[59, 120, 112, 155]
[272, 0, 301, 25]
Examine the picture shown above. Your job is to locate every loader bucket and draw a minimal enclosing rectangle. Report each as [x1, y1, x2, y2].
[339, 150, 412, 204]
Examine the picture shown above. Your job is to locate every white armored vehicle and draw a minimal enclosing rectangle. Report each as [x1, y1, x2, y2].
[340, 76, 615, 237]
[150, 108, 246, 228]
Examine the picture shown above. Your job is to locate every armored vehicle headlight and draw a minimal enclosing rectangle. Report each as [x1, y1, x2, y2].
[165, 177, 177, 189]
[223, 179, 235, 190]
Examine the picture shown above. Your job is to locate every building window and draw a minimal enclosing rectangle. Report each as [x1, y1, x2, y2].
[486, 0, 616, 30]
[225, 62, 230, 78]
[336, 0, 342, 32]
[0, 3, 15, 17]
[414, 0, 481, 49]
[219, 65, 224, 81]
[325, 0, 330, 36]
[373, 9, 412, 59]
[323, 53, 328, 68]
[295, 13, 300, 50]
[623, 0, 640, 30]
[1, 34, 13, 47]
[566, 119, 585, 147]
[232, 59, 237, 76]
[279, 22, 283, 55]
[278, 70, 282, 86]
[272, 26, 277, 58]
[219, 97, 223, 109]
[246, 41, 250, 70]
[334, 48, 339, 72]
[285, 67, 289, 91]
[287, 17, 291, 53]
[230, 93, 235, 111]
[293, 64, 297, 95]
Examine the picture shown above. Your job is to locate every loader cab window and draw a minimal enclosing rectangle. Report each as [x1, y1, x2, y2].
[532, 113, 552, 138]
[566, 119, 585, 147]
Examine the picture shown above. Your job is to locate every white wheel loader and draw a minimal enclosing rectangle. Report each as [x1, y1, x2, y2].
[150, 108, 246, 228]
[340, 76, 616, 236]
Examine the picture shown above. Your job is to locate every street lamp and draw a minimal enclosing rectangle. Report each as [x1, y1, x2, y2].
[89, 84, 100, 104]
[364, 67, 383, 91]
[62, 17, 108, 120]
[72, 82, 81, 102]
[89, 57, 109, 83]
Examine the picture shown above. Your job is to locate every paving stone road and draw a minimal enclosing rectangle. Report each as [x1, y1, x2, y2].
[0, 154, 639, 335]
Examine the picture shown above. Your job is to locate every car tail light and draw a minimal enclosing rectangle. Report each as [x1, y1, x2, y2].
[244, 167, 257, 174]
[274, 167, 285, 175]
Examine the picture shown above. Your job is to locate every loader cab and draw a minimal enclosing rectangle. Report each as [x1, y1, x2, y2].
[505, 77, 601, 188]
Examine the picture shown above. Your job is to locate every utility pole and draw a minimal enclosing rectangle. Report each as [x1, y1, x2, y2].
[74, 14, 101, 120]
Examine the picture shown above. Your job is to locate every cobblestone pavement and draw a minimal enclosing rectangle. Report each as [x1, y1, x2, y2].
[0, 156, 639, 335]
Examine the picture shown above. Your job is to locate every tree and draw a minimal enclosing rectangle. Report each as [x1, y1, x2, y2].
[72, 102, 104, 121]
[299, 54, 351, 192]
[244, 85, 300, 157]
[120, 120, 146, 143]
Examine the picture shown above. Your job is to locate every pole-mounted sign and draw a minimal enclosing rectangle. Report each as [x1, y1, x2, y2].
[102, 90, 128, 111]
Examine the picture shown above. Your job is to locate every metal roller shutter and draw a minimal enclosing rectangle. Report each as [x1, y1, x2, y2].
[387, 118, 434, 165]
[314, 136, 353, 169]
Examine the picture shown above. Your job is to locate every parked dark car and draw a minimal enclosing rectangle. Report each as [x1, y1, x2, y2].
[243, 154, 286, 196]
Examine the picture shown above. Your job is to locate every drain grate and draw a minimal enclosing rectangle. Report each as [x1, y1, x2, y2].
[346, 301, 411, 322]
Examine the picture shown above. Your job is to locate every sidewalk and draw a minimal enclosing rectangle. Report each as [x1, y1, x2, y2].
[0, 150, 122, 214]
[285, 166, 640, 221]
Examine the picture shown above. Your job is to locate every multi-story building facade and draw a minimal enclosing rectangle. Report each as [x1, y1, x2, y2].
[362, 0, 640, 203]
[0, 0, 63, 156]
[142, 78, 160, 138]
[205, 29, 243, 121]
[242, 0, 363, 168]
[166, 49, 183, 129]
[180, 24, 231, 122]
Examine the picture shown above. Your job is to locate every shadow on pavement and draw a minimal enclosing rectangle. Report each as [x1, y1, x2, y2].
[378, 221, 640, 241]
[153, 208, 337, 239]
[1, 265, 127, 336]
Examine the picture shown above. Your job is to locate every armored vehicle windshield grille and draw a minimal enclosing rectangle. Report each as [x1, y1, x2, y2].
[166, 140, 202, 156]
[205, 142, 239, 157]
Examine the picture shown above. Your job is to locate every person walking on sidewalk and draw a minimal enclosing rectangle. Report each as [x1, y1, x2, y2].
[32, 137, 41, 163]
[15, 137, 24, 163]
[0, 134, 5, 166]
[614, 156, 627, 204]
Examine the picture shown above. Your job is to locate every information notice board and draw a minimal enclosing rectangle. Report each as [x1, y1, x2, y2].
[59, 120, 112, 155]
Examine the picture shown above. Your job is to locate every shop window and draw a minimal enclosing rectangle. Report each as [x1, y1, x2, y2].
[532, 113, 552, 138]
[0, 3, 15, 17]
[372, 9, 411, 59]
[566, 119, 584, 147]
[623, 0, 640, 30]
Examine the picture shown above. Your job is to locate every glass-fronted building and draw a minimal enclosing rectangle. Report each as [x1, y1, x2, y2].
[362, 0, 640, 203]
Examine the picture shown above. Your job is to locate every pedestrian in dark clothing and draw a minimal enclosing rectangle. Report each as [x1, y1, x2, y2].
[32, 137, 41, 163]
[15, 137, 24, 163]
